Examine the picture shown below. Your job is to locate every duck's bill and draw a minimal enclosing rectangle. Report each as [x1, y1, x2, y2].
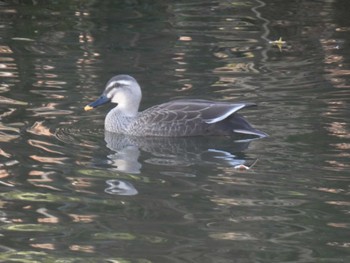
[84, 95, 110, 111]
[84, 105, 94, 111]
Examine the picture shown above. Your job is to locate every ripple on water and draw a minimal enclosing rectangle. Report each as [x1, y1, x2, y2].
[54, 126, 104, 146]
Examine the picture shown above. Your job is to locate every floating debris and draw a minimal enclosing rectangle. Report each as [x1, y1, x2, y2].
[11, 37, 35, 42]
[269, 37, 287, 51]
[233, 159, 258, 171]
[233, 164, 251, 170]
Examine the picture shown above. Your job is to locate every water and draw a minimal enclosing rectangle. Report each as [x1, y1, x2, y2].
[0, 0, 349, 262]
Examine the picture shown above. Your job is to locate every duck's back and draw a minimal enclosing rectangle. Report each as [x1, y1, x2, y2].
[125, 99, 265, 137]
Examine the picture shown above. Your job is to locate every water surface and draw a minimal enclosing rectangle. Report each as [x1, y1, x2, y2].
[0, 0, 349, 262]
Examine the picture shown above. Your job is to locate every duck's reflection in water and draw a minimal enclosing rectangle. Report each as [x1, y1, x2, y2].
[103, 132, 259, 195]
[104, 179, 138, 196]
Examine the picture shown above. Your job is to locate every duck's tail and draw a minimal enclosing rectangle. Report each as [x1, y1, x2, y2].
[229, 114, 268, 138]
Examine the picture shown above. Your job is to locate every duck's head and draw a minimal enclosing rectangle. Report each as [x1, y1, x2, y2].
[84, 75, 142, 116]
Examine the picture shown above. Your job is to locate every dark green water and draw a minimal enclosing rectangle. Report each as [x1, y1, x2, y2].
[0, 0, 349, 262]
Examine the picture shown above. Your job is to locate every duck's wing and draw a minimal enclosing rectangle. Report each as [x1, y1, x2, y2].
[154, 99, 256, 124]
[131, 100, 257, 136]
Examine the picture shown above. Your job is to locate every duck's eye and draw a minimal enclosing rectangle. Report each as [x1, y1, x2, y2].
[105, 80, 132, 94]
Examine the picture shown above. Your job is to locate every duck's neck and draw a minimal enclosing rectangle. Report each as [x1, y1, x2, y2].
[105, 106, 137, 133]
[117, 102, 139, 117]
[113, 91, 140, 117]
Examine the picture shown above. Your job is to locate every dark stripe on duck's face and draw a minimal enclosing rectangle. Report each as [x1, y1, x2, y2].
[84, 95, 110, 111]
[105, 80, 132, 92]
[105, 81, 118, 95]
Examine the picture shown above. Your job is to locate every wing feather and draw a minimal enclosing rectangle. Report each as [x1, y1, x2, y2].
[155, 99, 255, 124]
[129, 99, 256, 136]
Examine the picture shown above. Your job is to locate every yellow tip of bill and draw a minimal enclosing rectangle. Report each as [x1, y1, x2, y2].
[84, 105, 94, 111]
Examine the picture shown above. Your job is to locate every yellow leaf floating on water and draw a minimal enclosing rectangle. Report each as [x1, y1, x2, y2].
[269, 37, 286, 45]
[269, 37, 287, 51]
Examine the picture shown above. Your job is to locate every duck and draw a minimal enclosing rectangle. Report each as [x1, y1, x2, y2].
[84, 75, 267, 138]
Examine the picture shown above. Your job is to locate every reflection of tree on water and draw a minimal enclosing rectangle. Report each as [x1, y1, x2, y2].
[103, 131, 260, 195]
